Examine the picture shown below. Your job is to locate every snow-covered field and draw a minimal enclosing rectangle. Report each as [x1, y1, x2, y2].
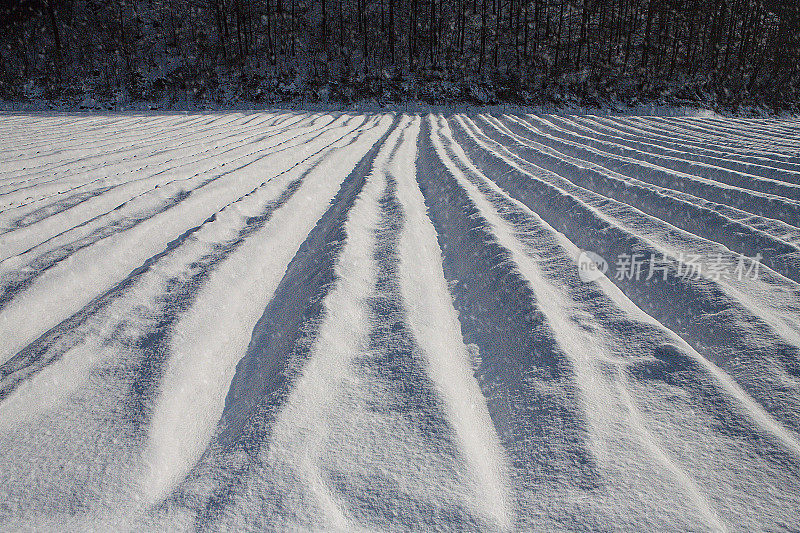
[1, 111, 800, 531]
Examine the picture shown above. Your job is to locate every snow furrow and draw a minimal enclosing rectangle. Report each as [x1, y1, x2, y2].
[2, 111, 800, 531]
[616, 116, 800, 159]
[0, 114, 229, 180]
[591, 115, 800, 163]
[574, 115, 800, 173]
[465, 116, 800, 282]
[0, 113, 300, 211]
[0, 114, 364, 263]
[527, 114, 800, 186]
[0, 114, 394, 531]
[0, 112, 320, 210]
[513, 114, 800, 199]
[423, 115, 725, 530]
[0, 119, 377, 405]
[476, 114, 800, 227]
[0, 114, 187, 157]
[0, 113, 274, 178]
[449, 114, 800, 441]
[137, 114, 399, 514]
[2, 123, 382, 413]
[0, 115, 283, 214]
[430, 114, 800, 530]
[0, 115, 375, 364]
[148, 116, 513, 532]
[547, 114, 800, 181]
[661, 117, 800, 150]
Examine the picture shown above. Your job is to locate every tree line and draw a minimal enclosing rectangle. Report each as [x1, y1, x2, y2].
[1, 0, 798, 109]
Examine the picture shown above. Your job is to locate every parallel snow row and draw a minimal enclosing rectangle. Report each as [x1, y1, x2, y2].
[421, 115, 800, 530]
[0, 113, 373, 362]
[0, 113, 326, 221]
[453, 115, 800, 440]
[1, 112, 799, 531]
[0, 112, 397, 529]
[142, 115, 512, 531]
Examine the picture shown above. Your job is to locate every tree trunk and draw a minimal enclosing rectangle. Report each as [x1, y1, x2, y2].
[479, 0, 487, 73]
[641, 0, 654, 70]
[45, 0, 63, 69]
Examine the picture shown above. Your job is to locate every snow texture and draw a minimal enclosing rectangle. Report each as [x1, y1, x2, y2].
[1, 111, 800, 531]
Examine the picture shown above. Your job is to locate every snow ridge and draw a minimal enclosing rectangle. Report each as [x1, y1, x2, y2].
[1, 112, 800, 531]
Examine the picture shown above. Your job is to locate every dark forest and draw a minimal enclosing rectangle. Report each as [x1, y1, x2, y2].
[1, 0, 799, 109]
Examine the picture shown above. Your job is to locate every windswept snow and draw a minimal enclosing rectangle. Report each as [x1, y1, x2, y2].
[1, 111, 800, 531]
